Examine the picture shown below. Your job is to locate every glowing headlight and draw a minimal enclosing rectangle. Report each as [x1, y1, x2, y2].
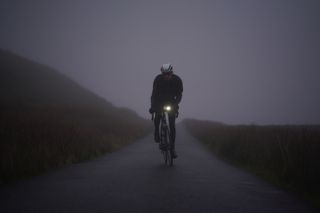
[164, 105, 171, 111]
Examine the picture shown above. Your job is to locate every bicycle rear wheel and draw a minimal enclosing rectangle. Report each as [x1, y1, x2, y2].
[167, 130, 173, 166]
[168, 151, 173, 166]
[159, 111, 174, 166]
[160, 140, 170, 166]
[162, 150, 168, 165]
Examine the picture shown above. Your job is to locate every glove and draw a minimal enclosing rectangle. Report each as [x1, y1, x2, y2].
[174, 104, 179, 118]
[149, 107, 155, 114]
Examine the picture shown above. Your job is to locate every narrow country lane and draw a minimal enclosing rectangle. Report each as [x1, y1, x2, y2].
[0, 124, 318, 213]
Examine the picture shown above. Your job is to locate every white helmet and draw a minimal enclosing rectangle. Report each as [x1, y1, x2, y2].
[160, 63, 173, 74]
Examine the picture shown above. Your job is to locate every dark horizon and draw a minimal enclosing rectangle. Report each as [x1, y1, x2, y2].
[1, 0, 320, 125]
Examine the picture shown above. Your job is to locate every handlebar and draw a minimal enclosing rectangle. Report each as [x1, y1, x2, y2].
[151, 111, 179, 121]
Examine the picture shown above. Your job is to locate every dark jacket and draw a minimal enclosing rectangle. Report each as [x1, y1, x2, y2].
[151, 73, 183, 111]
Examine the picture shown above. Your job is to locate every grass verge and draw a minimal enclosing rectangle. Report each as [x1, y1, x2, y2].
[183, 118, 320, 208]
[0, 106, 152, 183]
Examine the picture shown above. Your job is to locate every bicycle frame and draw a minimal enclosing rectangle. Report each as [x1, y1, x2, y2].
[151, 104, 175, 166]
[159, 105, 173, 166]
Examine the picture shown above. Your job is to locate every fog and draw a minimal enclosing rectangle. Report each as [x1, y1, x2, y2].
[1, 0, 320, 124]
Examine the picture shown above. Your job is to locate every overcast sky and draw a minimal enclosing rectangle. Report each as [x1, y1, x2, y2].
[1, 0, 320, 124]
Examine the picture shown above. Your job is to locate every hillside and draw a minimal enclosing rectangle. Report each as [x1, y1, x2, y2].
[0, 50, 102, 107]
[0, 49, 144, 119]
[0, 49, 151, 182]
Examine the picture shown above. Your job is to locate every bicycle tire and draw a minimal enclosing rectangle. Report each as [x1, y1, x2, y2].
[166, 128, 173, 166]
[162, 150, 167, 165]
[169, 154, 173, 166]
[159, 111, 174, 166]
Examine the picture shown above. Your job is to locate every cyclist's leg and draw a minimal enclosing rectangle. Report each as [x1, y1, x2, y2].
[154, 112, 161, 142]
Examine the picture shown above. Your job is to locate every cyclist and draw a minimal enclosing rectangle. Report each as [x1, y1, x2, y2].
[149, 63, 183, 158]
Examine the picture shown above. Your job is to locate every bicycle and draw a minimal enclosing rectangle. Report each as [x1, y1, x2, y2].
[152, 104, 175, 166]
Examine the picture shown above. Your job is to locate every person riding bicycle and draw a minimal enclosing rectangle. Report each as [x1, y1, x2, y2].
[149, 63, 183, 159]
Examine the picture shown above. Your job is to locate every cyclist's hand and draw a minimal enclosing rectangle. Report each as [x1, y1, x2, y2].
[149, 107, 154, 114]
[172, 104, 179, 112]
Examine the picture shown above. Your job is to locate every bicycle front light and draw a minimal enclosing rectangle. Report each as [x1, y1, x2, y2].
[164, 105, 172, 111]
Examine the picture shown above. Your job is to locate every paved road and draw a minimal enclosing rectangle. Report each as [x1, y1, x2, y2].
[0, 125, 318, 213]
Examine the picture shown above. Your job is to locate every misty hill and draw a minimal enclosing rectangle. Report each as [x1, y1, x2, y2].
[0, 49, 151, 182]
[0, 49, 103, 107]
[0, 49, 140, 119]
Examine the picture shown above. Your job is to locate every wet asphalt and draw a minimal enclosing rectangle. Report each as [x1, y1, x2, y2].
[0, 124, 318, 213]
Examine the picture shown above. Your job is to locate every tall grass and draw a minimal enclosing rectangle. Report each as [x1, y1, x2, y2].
[184, 119, 320, 201]
[0, 106, 151, 183]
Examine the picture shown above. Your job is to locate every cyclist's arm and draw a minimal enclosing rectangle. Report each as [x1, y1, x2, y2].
[151, 75, 161, 108]
[174, 76, 183, 104]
